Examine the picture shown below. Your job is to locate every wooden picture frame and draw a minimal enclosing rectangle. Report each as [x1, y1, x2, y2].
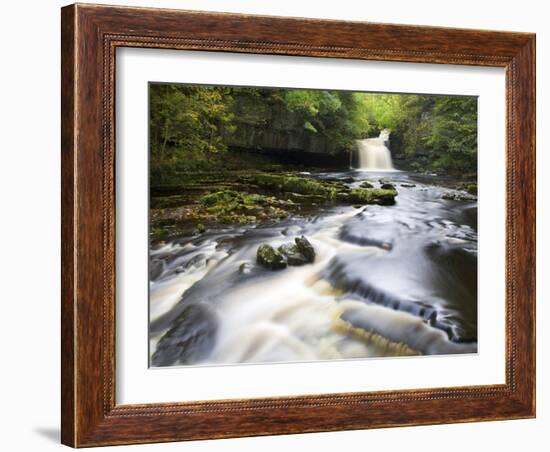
[61, 3, 536, 447]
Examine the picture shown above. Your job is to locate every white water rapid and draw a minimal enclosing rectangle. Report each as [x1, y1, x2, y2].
[356, 130, 394, 171]
[149, 171, 478, 367]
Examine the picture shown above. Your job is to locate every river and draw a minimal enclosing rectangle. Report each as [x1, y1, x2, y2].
[149, 168, 478, 367]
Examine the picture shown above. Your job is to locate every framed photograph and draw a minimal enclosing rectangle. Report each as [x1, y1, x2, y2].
[61, 3, 536, 447]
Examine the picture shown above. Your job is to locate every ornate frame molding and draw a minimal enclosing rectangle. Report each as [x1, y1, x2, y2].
[61, 4, 535, 447]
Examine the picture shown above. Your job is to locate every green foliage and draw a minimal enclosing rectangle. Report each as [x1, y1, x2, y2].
[340, 187, 397, 206]
[199, 189, 289, 224]
[149, 84, 478, 185]
[426, 96, 477, 173]
[352, 93, 477, 175]
[149, 84, 234, 167]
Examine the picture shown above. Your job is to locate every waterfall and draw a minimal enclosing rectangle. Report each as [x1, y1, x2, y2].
[356, 130, 394, 171]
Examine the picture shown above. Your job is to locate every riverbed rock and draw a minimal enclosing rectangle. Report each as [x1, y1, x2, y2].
[238, 262, 253, 274]
[294, 236, 316, 263]
[460, 182, 477, 195]
[343, 187, 397, 206]
[257, 244, 287, 270]
[278, 243, 310, 266]
[380, 183, 396, 190]
[360, 181, 374, 188]
[442, 191, 477, 202]
[151, 303, 218, 366]
[400, 182, 416, 188]
[149, 259, 164, 281]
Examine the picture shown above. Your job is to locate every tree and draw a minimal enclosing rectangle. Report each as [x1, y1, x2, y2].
[149, 84, 233, 164]
[426, 96, 477, 173]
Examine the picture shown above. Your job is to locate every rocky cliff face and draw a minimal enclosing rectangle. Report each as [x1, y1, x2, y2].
[222, 96, 344, 155]
[226, 124, 337, 154]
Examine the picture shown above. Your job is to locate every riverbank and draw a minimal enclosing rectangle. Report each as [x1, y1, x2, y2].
[150, 151, 476, 242]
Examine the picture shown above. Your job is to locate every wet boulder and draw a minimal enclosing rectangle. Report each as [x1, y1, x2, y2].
[442, 191, 477, 202]
[258, 236, 316, 269]
[278, 243, 310, 266]
[360, 181, 374, 188]
[149, 259, 165, 281]
[294, 236, 315, 263]
[238, 262, 253, 274]
[257, 244, 287, 270]
[380, 183, 396, 190]
[151, 303, 218, 367]
[400, 182, 416, 188]
[343, 187, 397, 206]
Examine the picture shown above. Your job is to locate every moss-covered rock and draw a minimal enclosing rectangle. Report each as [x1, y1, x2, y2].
[257, 244, 287, 270]
[339, 187, 397, 206]
[243, 173, 339, 200]
[278, 243, 310, 266]
[360, 181, 374, 188]
[442, 191, 477, 202]
[294, 236, 315, 263]
[243, 173, 399, 207]
[199, 189, 292, 225]
[460, 182, 477, 195]
[238, 262, 253, 274]
[380, 183, 396, 190]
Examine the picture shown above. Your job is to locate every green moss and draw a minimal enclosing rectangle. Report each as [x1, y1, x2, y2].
[197, 189, 293, 225]
[200, 190, 240, 207]
[150, 227, 166, 241]
[342, 188, 397, 206]
[243, 173, 340, 200]
[150, 172, 399, 238]
[461, 182, 477, 195]
[294, 236, 315, 263]
[257, 244, 287, 270]
[242, 173, 399, 207]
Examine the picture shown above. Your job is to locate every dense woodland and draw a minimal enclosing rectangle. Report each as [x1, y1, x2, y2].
[150, 84, 477, 186]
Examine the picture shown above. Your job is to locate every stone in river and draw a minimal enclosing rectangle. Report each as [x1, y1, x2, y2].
[151, 303, 218, 366]
[278, 243, 309, 266]
[294, 236, 315, 263]
[238, 262, 253, 274]
[257, 244, 287, 270]
[442, 191, 477, 202]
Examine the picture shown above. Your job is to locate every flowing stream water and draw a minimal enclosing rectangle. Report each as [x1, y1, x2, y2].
[149, 168, 478, 367]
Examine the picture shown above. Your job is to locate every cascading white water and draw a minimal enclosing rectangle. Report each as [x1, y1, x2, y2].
[356, 130, 394, 170]
[150, 199, 478, 367]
